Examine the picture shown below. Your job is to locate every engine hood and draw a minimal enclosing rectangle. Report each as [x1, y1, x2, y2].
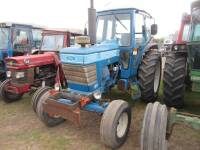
[60, 40, 120, 65]
[6, 52, 60, 70]
[60, 40, 119, 55]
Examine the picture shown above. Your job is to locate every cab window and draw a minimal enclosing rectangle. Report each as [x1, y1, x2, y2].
[135, 14, 144, 47]
[13, 29, 31, 52]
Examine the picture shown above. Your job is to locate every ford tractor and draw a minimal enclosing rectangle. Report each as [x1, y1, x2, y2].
[32, 5, 161, 149]
[141, 1, 200, 150]
[0, 22, 43, 81]
[0, 29, 82, 103]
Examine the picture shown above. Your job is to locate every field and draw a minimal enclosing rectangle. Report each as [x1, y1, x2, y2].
[0, 85, 200, 150]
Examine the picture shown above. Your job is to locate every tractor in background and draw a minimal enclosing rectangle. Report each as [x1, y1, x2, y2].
[33, 5, 161, 149]
[0, 22, 43, 81]
[141, 1, 200, 150]
[163, 0, 200, 108]
[0, 29, 82, 103]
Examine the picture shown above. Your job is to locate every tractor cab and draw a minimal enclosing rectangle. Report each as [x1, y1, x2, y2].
[39, 29, 82, 53]
[96, 8, 157, 79]
[177, 13, 191, 44]
[0, 22, 43, 80]
[188, 3, 200, 91]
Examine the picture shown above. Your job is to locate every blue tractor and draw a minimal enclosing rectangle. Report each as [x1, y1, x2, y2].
[32, 8, 161, 148]
[0, 22, 42, 80]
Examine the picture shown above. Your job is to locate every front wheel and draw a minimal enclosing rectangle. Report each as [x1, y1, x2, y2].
[141, 102, 168, 150]
[0, 79, 23, 103]
[36, 89, 65, 127]
[100, 100, 131, 149]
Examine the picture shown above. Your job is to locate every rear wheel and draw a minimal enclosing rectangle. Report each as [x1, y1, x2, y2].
[100, 100, 131, 149]
[36, 89, 65, 127]
[141, 102, 168, 150]
[163, 53, 186, 108]
[138, 50, 162, 102]
[0, 79, 23, 103]
[31, 86, 51, 113]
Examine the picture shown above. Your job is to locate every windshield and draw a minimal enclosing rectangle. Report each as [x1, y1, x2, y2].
[41, 35, 64, 51]
[0, 28, 9, 49]
[182, 24, 190, 41]
[32, 29, 42, 49]
[97, 13, 131, 46]
[191, 9, 200, 41]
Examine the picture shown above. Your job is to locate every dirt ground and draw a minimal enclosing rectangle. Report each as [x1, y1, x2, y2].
[0, 88, 200, 150]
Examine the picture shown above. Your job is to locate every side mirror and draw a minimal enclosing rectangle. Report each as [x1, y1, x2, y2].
[151, 24, 158, 35]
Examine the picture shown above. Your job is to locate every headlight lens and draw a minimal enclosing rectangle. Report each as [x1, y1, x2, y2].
[6, 71, 11, 78]
[93, 91, 102, 100]
[174, 45, 178, 50]
[16, 72, 25, 79]
[54, 83, 60, 91]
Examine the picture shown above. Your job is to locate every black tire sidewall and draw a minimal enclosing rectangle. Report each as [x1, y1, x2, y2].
[0, 79, 23, 103]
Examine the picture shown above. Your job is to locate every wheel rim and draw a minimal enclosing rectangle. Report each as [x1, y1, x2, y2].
[116, 112, 128, 138]
[154, 61, 161, 93]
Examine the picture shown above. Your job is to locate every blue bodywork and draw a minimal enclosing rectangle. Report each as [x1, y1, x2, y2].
[59, 8, 155, 113]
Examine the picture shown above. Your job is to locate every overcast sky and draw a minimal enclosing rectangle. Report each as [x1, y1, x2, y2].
[0, 0, 194, 37]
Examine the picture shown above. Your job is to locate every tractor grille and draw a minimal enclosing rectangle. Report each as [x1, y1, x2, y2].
[62, 64, 97, 85]
[10, 69, 34, 86]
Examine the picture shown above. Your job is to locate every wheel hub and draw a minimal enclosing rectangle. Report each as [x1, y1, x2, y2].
[154, 61, 161, 93]
[117, 112, 128, 138]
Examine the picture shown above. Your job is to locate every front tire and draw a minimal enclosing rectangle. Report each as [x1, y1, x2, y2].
[31, 86, 51, 113]
[138, 50, 162, 102]
[100, 100, 131, 149]
[141, 102, 168, 150]
[163, 53, 186, 108]
[0, 79, 23, 103]
[36, 89, 65, 127]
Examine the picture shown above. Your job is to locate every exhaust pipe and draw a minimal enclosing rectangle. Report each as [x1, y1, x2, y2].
[88, 0, 96, 44]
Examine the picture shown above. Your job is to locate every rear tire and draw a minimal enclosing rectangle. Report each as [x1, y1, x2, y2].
[36, 90, 65, 127]
[0, 79, 23, 103]
[163, 53, 186, 108]
[100, 100, 131, 149]
[31, 86, 51, 113]
[138, 50, 162, 102]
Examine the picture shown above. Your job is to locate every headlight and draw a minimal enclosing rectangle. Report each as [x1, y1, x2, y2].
[16, 72, 25, 79]
[6, 71, 11, 78]
[93, 91, 102, 100]
[174, 45, 178, 50]
[54, 83, 60, 91]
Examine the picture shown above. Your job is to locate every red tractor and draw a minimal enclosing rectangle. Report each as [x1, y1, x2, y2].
[0, 29, 82, 103]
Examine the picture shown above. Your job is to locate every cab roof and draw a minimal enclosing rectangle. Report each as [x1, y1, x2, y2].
[42, 28, 83, 36]
[0, 22, 44, 29]
[97, 8, 152, 18]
